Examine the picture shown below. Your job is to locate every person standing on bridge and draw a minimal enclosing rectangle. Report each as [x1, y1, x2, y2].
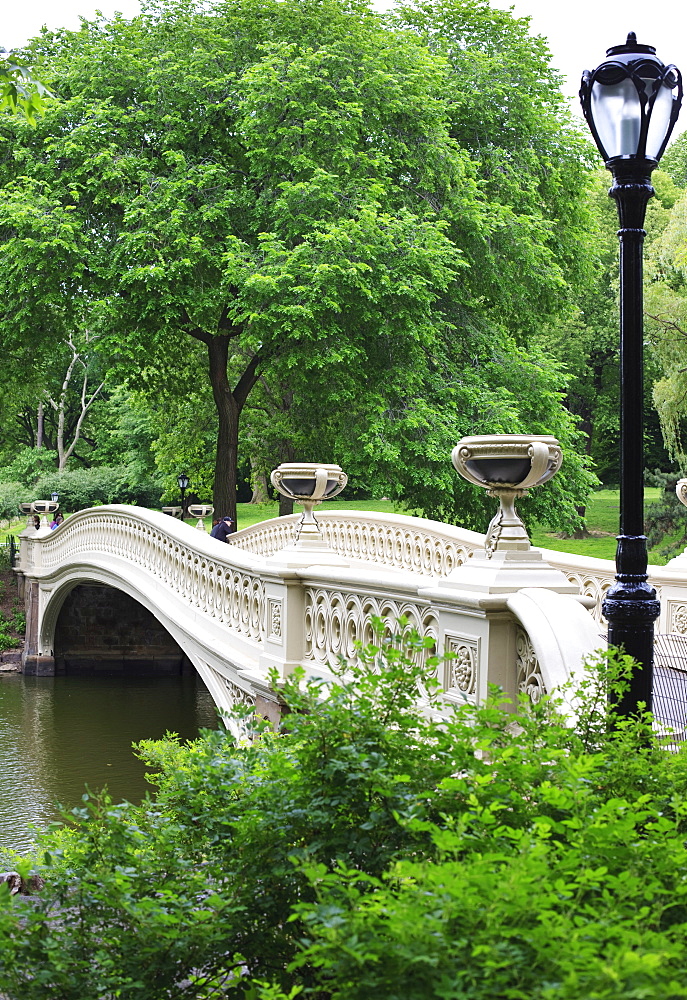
[210, 515, 234, 542]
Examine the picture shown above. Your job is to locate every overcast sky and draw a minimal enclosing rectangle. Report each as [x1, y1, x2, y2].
[4, 0, 687, 135]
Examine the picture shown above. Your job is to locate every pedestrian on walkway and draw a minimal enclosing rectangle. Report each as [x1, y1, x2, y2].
[210, 515, 234, 542]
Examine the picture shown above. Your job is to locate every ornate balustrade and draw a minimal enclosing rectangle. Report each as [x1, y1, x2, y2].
[22, 504, 686, 721]
[38, 508, 267, 645]
[230, 509, 484, 577]
[232, 510, 687, 634]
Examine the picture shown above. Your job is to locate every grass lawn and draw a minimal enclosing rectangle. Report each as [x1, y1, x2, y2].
[0, 490, 676, 566]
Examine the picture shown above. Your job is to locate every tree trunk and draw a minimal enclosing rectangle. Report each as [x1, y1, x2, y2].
[49, 335, 104, 472]
[572, 504, 590, 539]
[197, 321, 265, 525]
[36, 402, 44, 449]
[278, 439, 296, 516]
[279, 494, 295, 516]
[249, 456, 269, 504]
[207, 335, 239, 524]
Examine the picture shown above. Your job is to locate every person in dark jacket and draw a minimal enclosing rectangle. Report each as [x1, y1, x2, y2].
[210, 515, 234, 541]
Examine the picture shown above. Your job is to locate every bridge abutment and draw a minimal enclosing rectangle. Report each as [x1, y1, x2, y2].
[22, 578, 55, 676]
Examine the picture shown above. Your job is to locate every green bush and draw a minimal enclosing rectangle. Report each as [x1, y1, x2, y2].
[2, 627, 687, 999]
[0, 465, 163, 519]
[32, 465, 162, 512]
[0, 480, 31, 522]
[0, 627, 15, 652]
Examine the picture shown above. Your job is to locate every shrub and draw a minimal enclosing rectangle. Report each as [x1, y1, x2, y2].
[1, 627, 687, 999]
[0, 480, 31, 522]
[32, 465, 162, 512]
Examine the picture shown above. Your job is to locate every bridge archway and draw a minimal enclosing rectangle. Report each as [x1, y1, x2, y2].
[52, 582, 192, 677]
[31, 553, 264, 722]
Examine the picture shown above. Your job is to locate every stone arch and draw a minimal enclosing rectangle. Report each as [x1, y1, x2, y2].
[52, 582, 190, 677]
[39, 566, 188, 659]
[32, 564, 254, 718]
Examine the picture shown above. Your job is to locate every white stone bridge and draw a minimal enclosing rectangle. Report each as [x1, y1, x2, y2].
[14, 505, 687, 722]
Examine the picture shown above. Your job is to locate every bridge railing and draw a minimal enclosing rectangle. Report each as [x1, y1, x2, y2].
[232, 510, 687, 633]
[230, 509, 484, 577]
[18, 504, 687, 720]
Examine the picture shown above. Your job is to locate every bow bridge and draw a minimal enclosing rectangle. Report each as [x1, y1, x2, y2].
[14, 505, 687, 721]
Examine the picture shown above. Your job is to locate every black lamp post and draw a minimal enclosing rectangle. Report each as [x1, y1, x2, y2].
[177, 473, 189, 519]
[50, 491, 59, 504]
[580, 33, 682, 715]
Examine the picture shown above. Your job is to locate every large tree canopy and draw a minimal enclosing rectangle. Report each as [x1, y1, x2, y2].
[0, 0, 596, 525]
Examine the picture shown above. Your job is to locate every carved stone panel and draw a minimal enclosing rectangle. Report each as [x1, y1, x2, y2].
[443, 634, 479, 702]
[267, 598, 283, 641]
[668, 601, 687, 636]
[210, 668, 255, 710]
[515, 627, 545, 704]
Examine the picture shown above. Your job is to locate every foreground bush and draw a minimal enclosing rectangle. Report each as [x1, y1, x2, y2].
[2, 628, 687, 999]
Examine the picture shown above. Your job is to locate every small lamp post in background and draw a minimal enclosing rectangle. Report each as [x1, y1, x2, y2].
[50, 491, 59, 505]
[580, 33, 682, 715]
[177, 473, 189, 520]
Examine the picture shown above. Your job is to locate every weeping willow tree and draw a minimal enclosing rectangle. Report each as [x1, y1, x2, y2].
[646, 187, 687, 465]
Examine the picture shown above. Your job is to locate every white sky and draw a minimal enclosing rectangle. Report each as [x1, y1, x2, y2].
[490, 0, 687, 136]
[3, 2, 144, 49]
[4, 0, 687, 135]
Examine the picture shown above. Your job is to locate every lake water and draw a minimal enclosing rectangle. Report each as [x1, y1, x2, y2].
[0, 672, 219, 854]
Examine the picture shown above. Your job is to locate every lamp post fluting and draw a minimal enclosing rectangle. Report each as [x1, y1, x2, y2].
[580, 33, 682, 714]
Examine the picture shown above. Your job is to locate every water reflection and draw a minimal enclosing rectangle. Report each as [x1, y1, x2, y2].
[0, 673, 219, 853]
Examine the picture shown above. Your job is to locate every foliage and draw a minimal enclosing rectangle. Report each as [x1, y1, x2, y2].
[0, 624, 16, 651]
[0, 606, 24, 650]
[646, 185, 687, 464]
[645, 469, 687, 560]
[0, 463, 162, 514]
[0, 480, 30, 521]
[663, 132, 687, 188]
[0, 0, 597, 523]
[0, 446, 60, 485]
[3, 621, 687, 998]
[31, 464, 162, 512]
[0, 49, 50, 121]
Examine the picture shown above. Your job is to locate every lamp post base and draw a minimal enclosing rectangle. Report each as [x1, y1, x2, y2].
[602, 556, 660, 715]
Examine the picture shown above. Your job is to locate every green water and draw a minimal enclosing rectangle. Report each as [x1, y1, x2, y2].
[0, 672, 219, 854]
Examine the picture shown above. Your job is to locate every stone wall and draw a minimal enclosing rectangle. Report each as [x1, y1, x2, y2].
[54, 584, 188, 676]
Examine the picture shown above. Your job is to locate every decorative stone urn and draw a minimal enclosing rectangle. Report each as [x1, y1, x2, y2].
[161, 506, 183, 518]
[187, 503, 214, 531]
[452, 435, 563, 557]
[445, 435, 578, 595]
[19, 502, 33, 528]
[665, 479, 687, 570]
[270, 463, 347, 556]
[31, 500, 59, 529]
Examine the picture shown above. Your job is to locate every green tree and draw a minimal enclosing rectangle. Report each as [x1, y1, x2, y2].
[0, 0, 596, 525]
[645, 177, 687, 466]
